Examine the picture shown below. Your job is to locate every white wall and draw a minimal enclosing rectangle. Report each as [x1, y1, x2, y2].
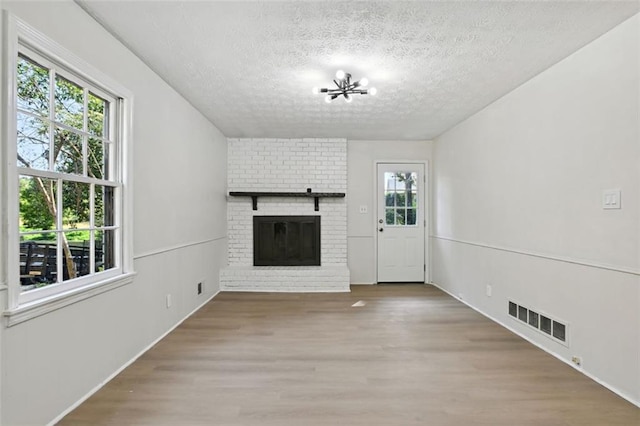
[347, 140, 433, 283]
[432, 14, 639, 405]
[0, 2, 228, 425]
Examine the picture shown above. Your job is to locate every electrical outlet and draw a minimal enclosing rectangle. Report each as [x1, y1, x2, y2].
[571, 356, 582, 367]
[197, 282, 203, 295]
[486, 284, 492, 297]
[166, 294, 172, 308]
[359, 205, 367, 214]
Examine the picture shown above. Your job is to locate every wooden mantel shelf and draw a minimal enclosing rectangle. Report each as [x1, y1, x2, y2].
[229, 190, 345, 211]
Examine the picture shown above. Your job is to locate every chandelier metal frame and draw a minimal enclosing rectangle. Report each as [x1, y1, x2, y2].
[313, 70, 377, 103]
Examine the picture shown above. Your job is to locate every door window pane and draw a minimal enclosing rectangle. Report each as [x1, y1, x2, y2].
[384, 172, 396, 192]
[407, 208, 416, 225]
[385, 208, 395, 225]
[409, 191, 417, 207]
[385, 192, 394, 207]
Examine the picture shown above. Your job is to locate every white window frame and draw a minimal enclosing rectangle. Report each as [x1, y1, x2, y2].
[1, 13, 135, 326]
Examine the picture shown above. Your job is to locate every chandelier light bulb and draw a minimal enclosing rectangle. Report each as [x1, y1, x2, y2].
[313, 70, 375, 103]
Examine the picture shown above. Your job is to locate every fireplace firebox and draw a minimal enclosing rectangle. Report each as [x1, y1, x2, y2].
[253, 216, 320, 266]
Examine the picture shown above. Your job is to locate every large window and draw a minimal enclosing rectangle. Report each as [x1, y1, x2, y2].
[3, 16, 133, 319]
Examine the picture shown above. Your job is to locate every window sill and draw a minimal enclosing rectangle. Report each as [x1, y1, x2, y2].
[4, 272, 136, 327]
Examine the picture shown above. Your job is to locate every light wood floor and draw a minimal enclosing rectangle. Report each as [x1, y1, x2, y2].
[59, 285, 639, 425]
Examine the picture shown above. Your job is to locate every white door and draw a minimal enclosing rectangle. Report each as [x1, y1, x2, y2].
[377, 163, 425, 282]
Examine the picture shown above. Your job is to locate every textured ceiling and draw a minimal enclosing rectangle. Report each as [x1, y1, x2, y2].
[77, 1, 639, 140]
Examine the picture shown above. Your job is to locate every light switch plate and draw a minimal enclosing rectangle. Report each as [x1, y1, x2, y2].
[602, 189, 621, 209]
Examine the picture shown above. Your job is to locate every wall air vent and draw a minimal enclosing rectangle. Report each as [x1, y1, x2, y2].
[508, 300, 568, 346]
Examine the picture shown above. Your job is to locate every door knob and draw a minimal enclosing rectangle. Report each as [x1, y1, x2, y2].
[379, 228, 384, 232]
[378, 219, 383, 224]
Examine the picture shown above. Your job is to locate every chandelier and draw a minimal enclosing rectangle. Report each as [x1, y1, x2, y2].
[312, 70, 377, 103]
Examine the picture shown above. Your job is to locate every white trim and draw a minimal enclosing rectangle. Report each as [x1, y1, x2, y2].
[15, 16, 132, 101]
[16, 167, 119, 189]
[133, 236, 227, 260]
[430, 281, 640, 408]
[16, 109, 116, 146]
[5, 272, 136, 327]
[120, 96, 134, 275]
[19, 267, 125, 304]
[3, 11, 20, 309]
[431, 235, 640, 276]
[45, 289, 220, 426]
[221, 287, 351, 293]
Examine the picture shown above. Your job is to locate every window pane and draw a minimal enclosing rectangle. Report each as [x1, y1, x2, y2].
[407, 208, 416, 225]
[63, 232, 90, 278]
[88, 92, 108, 137]
[19, 235, 57, 290]
[385, 192, 394, 207]
[395, 192, 406, 207]
[385, 208, 395, 225]
[95, 229, 115, 272]
[54, 127, 83, 175]
[20, 176, 56, 232]
[88, 138, 107, 179]
[94, 185, 115, 227]
[17, 55, 50, 117]
[62, 181, 90, 230]
[55, 75, 84, 130]
[17, 113, 49, 170]
[384, 172, 396, 191]
[410, 191, 417, 208]
[396, 208, 406, 225]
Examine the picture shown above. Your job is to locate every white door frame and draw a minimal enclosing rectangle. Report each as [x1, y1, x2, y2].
[374, 160, 429, 284]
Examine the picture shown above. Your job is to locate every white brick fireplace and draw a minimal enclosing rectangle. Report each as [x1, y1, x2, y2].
[219, 138, 350, 292]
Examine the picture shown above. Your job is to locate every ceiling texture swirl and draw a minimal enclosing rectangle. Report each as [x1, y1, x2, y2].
[78, 1, 639, 140]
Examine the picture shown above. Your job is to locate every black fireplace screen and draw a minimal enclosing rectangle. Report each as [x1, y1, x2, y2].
[253, 216, 320, 266]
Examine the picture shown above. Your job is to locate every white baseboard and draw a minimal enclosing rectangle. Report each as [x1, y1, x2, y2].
[47, 290, 220, 426]
[429, 281, 640, 409]
[220, 285, 351, 293]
